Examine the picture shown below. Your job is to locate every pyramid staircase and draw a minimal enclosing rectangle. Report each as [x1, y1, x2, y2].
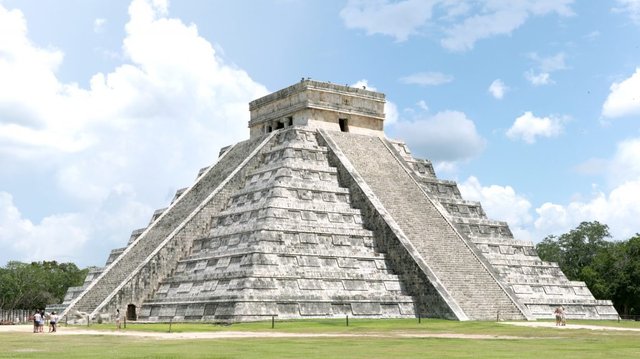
[321, 131, 530, 320]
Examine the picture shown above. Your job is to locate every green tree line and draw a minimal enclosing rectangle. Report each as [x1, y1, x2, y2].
[536, 221, 640, 316]
[0, 261, 88, 310]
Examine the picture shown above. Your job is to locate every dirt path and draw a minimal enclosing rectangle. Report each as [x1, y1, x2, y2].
[0, 325, 526, 340]
[501, 321, 640, 332]
[2, 322, 638, 340]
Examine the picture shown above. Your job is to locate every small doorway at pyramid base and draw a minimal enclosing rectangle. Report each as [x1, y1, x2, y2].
[126, 304, 137, 321]
[339, 118, 349, 132]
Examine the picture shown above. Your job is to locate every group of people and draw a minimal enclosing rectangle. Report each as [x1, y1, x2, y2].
[554, 306, 567, 326]
[32, 310, 58, 333]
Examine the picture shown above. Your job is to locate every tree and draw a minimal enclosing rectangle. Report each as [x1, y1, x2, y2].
[536, 222, 640, 316]
[536, 221, 612, 281]
[535, 235, 562, 264]
[0, 261, 88, 310]
[610, 235, 640, 315]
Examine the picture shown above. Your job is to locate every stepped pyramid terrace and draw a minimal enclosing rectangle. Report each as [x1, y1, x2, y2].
[53, 80, 619, 323]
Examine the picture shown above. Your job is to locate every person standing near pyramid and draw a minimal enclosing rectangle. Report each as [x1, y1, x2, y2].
[115, 309, 121, 330]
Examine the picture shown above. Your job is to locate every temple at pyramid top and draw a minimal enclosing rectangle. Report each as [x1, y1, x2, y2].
[248, 79, 385, 138]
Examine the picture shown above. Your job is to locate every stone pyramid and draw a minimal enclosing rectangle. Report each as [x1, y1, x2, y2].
[57, 80, 618, 322]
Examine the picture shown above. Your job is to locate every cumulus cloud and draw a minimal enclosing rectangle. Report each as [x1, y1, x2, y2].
[440, 1, 574, 51]
[0, 190, 152, 266]
[488, 79, 508, 99]
[535, 181, 640, 240]
[0, 0, 268, 266]
[339, 0, 436, 42]
[524, 70, 553, 86]
[351, 79, 398, 126]
[339, 0, 574, 50]
[390, 110, 486, 162]
[524, 52, 567, 86]
[602, 68, 640, 118]
[613, 0, 640, 24]
[399, 72, 453, 86]
[506, 111, 566, 144]
[0, 192, 90, 263]
[533, 138, 640, 240]
[607, 138, 640, 186]
[457, 137, 640, 242]
[459, 176, 533, 241]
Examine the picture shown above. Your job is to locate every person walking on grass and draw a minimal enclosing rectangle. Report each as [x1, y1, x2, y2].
[49, 312, 58, 333]
[33, 310, 40, 333]
[554, 306, 563, 326]
[115, 309, 121, 330]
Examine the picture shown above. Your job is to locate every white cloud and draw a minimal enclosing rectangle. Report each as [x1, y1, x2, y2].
[459, 176, 533, 241]
[535, 180, 640, 240]
[533, 137, 640, 240]
[506, 111, 565, 144]
[400, 72, 453, 86]
[524, 52, 567, 86]
[440, 1, 574, 51]
[339, 0, 574, 50]
[351, 79, 398, 126]
[602, 67, 640, 118]
[339, 0, 436, 42]
[530, 52, 567, 73]
[524, 70, 553, 86]
[385, 101, 399, 126]
[0, 0, 268, 266]
[94, 18, 107, 33]
[390, 110, 486, 162]
[607, 138, 640, 186]
[351, 79, 374, 91]
[0, 192, 90, 264]
[458, 137, 640, 242]
[488, 79, 508, 99]
[417, 100, 429, 111]
[0, 190, 153, 266]
[613, 0, 640, 24]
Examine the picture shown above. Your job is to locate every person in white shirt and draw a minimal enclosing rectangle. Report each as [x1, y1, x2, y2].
[49, 312, 58, 333]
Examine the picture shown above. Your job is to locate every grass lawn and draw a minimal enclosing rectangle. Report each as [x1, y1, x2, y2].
[2, 319, 639, 358]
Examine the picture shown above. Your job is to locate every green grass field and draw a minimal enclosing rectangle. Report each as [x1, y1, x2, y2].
[2, 319, 640, 358]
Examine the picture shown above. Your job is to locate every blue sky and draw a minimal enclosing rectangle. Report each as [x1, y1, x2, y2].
[1, 0, 639, 267]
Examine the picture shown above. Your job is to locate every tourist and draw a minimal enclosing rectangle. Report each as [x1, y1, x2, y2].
[115, 309, 121, 330]
[49, 311, 58, 333]
[39, 310, 45, 332]
[561, 306, 567, 326]
[554, 306, 563, 326]
[33, 310, 40, 333]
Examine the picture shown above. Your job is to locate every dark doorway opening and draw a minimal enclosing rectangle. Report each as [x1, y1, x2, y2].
[276, 121, 285, 130]
[287, 116, 293, 126]
[127, 304, 137, 321]
[339, 118, 349, 132]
